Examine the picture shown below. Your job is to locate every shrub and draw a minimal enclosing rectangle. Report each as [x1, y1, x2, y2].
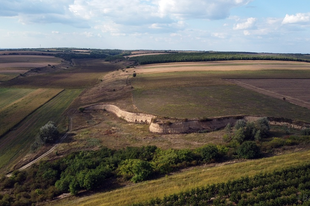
[200, 145, 221, 162]
[39, 121, 59, 144]
[118, 159, 153, 183]
[234, 119, 246, 130]
[237, 141, 260, 159]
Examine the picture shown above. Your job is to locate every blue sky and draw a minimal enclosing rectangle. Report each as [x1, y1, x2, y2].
[0, 0, 310, 53]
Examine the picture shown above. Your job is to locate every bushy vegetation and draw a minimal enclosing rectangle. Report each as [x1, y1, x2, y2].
[1, 129, 310, 204]
[224, 118, 270, 144]
[55, 49, 124, 61]
[31, 121, 60, 151]
[133, 163, 310, 206]
[130, 52, 310, 65]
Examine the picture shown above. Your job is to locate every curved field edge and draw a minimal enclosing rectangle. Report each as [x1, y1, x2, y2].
[53, 149, 310, 206]
[0, 89, 82, 173]
[131, 72, 310, 121]
[129, 52, 310, 65]
[0, 88, 63, 137]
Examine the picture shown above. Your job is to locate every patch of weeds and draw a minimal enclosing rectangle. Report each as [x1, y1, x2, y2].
[87, 138, 101, 147]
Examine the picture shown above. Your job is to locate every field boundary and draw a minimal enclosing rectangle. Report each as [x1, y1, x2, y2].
[227, 79, 310, 110]
[0, 89, 64, 139]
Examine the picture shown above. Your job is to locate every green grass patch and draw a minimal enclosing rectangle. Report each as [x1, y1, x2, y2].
[0, 89, 82, 172]
[0, 88, 63, 137]
[55, 149, 310, 206]
[0, 88, 35, 109]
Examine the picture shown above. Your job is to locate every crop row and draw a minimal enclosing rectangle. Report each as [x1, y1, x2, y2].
[134, 163, 310, 206]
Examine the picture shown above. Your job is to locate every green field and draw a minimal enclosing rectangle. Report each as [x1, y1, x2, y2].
[0, 88, 63, 137]
[0, 89, 82, 173]
[132, 71, 310, 122]
[55, 149, 310, 206]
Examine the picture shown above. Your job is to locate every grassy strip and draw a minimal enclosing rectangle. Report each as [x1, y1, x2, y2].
[0, 88, 63, 137]
[55, 150, 310, 206]
[0, 89, 82, 172]
[0, 88, 34, 109]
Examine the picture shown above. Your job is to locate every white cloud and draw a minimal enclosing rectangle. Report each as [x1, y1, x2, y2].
[234, 17, 256, 30]
[157, 0, 252, 20]
[282, 13, 310, 24]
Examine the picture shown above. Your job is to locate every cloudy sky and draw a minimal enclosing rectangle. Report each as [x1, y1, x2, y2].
[1, 0, 310, 53]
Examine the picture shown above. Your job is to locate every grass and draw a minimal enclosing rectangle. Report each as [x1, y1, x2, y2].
[54, 149, 310, 206]
[0, 88, 63, 137]
[0, 88, 35, 109]
[131, 71, 310, 122]
[0, 89, 82, 173]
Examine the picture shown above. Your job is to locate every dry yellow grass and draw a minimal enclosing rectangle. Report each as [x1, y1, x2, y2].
[135, 60, 310, 74]
[54, 149, 310, 206]
[0, 88, 63, 137]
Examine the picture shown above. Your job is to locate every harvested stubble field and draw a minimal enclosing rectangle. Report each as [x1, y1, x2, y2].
[0, 55, 62, 82]
[3, 59, 121, 89]
[0, 89, 82, 173]
[135, 60, 310, 74]
[0, 55, 62, 68]
[0, 88, 63, 137]
[131, 61, 310, 122]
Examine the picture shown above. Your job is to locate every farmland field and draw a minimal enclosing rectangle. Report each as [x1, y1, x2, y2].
[0, 89, 82, 173]
[0, 55, 62, 82]
[0, 88, 63, 137]
[130, 61, 310, 122]
[135, 61, 310, 74]
[2, 59, 121, 88]
[56, 149, 310, 206]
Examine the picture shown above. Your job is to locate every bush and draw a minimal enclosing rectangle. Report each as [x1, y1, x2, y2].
[200, 145, 221, 162]
[237, 141, 260, 159]
[234, 119, 246, 130]
[39, 121, 59, 144]
[118, 159, 153, 183]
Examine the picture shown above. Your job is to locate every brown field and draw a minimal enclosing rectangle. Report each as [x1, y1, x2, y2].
[126, 53, 167, 58]
[135, 61, 310, 73]
[232, 79, 310, 110]
[0, 51, 57, 55]
[0, 55, 62, 68]
[2, 59, 122, 89]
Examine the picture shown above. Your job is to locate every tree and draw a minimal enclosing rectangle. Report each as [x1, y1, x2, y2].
[39, 121, 59, 144]
[237, 141, 260, 159]
[234, 119, 246, 130]
[200, 145, 220, 162]
[118, 159, 153, 183]
[254, 117, 270, 138]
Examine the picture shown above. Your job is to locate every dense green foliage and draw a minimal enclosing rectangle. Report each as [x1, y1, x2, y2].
[225, 118, 270, 144]
[133, 163, 310, 206]
[55, 49, 124, 61]
[237, 141, 261, 159]
[130, 52, 310, 65]
[0, 133, 310, 205]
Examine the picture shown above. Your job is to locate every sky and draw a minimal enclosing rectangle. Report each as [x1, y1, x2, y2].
[1, 0, 310, 53]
